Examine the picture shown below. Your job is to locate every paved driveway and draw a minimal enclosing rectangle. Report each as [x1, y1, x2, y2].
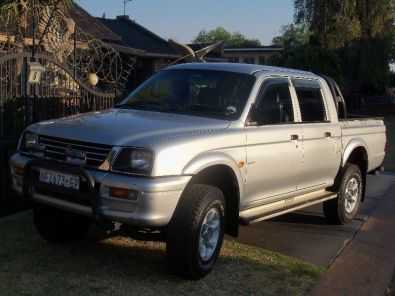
[237, 174, 395, 267]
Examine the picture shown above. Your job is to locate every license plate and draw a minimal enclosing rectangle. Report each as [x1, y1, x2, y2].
[39, 169, 80, 190]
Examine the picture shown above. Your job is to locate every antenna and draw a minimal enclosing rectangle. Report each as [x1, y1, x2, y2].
[168, 40, 224, 65]
[123, 0, 133, 16]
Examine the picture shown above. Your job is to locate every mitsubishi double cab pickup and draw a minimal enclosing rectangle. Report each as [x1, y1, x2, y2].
[10, 63, 387, 279]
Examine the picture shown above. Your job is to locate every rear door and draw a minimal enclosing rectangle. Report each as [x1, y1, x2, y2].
[292, 78, 341, 191]
[244, 77, 303, 207]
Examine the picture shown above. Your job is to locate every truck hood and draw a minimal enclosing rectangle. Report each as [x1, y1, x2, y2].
[29, 108, 231, 147]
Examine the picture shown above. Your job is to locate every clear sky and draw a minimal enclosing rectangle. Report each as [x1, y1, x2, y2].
[76, 0, 294, 45]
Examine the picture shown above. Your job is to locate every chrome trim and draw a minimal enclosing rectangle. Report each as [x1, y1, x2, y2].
[240, 192, 338, 225]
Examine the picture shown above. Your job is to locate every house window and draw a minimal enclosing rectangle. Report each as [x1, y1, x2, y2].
[244, 57, 255, 64]
[259, 56, 266, 65]
[228, 57, 239, 63]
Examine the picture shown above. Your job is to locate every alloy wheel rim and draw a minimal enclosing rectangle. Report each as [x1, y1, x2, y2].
[345, 177, 360, 214]
[199, 207, 221, 262]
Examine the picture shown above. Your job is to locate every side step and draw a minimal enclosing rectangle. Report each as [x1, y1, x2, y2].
[239, 190, 337, 225]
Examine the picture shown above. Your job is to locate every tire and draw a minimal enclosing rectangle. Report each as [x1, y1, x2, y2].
[166, 184, 225, 280]
[33, 204, 91, 243]
[323, 164, 363, 225]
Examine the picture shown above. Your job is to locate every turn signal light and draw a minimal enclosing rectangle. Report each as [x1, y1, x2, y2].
[109, 187, 138, 201]
[13, 165, 25, 176]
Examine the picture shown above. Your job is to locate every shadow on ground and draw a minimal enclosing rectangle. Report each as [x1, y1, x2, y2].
[237, 175, 395, 267]
[0, 212, 322, 296]
[269, 211, 329, 225]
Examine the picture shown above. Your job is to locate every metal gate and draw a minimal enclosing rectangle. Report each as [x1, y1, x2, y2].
[0, 51, 118, 201]
[0, 1, 136, 205]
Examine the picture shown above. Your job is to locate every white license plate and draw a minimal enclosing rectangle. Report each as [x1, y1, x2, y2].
[39, 169, 80, 190]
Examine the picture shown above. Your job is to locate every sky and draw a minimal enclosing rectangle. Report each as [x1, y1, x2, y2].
[77, 0, 294, 45]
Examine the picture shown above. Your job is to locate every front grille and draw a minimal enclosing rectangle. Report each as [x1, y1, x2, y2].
[39, 135, 112, 168]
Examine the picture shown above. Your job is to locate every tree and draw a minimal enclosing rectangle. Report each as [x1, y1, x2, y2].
[272, 24, 310, 48]
[0, 0, 74, 48]
[291, 0, 395, 94]
[354, 0, 395, 93]
[193, 27, 261, 48]
[0, 0, 73, 21]
[294, 0, 361, 49]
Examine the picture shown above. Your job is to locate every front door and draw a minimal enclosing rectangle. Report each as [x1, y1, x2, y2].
[244, 77, 303, 208]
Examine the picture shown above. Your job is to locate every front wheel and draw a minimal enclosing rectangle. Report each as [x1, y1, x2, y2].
[166, 184, 225, 280]
[323, 164, 363, 225]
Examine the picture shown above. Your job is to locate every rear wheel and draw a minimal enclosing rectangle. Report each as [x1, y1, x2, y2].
[166, 184, 225, 280]
[324, 164, 363, 225]
[34, 204, 91, 243]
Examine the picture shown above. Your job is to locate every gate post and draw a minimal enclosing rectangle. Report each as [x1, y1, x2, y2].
[21, 57, 34, 126]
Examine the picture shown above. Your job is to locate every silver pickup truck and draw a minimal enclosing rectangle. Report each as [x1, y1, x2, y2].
[10, 63, 386, 279]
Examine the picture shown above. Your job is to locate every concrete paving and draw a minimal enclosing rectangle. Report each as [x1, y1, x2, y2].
[237, 174, 395, 267]
[312, 175, 395, 296]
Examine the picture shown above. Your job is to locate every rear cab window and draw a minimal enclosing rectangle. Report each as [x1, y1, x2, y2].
[292, 79, 328, 123]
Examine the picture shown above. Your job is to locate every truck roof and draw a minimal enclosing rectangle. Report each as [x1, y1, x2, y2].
[166, 62, 317, 78]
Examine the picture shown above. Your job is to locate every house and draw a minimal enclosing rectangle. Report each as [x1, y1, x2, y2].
[223, 45, 283, 65]
[68, 6, 285, 88]
[97, 15, 180, 88]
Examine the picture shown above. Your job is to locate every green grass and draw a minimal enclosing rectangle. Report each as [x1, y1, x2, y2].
[385, 116, 395, 172]
[0, 212, 324, 296]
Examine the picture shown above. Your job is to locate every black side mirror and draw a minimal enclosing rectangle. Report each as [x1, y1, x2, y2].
[246, 104, 259, 126]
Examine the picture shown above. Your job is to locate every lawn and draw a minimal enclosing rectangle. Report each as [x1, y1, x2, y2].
[0, 212, 323, 296]
[385, 116, 395, 172]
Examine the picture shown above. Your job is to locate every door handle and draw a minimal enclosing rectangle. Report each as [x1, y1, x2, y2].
[290, 134, 299, 141]
[324, 132, 332, 138]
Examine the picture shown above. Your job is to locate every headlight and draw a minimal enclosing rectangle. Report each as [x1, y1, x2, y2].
[21, 132, 39, 151]
[112, 148, 153, 176]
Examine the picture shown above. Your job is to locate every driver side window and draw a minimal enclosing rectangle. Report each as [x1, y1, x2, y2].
[251, 79, 295, 125]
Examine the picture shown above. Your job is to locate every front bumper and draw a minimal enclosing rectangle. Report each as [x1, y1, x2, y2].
[10, 153, 191, 228]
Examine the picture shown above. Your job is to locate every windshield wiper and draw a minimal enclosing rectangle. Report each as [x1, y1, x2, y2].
[188, 104, 224, 115]
[115, 101, 163, 110]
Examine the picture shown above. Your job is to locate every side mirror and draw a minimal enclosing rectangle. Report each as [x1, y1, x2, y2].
[246, 104, 259, 126]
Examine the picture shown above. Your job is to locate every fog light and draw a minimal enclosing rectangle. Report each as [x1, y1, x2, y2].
[12, 175, 23, 190]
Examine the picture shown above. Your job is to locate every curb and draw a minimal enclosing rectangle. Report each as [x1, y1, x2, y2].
[0, 210, 31, 222]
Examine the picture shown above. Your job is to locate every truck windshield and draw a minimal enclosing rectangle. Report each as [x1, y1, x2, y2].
[116, 69, 255, 120]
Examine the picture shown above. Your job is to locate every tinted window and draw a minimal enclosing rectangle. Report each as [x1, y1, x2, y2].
[252, 79, 294, 125]
[118, 70, 256, 120]
[293, 79, 327, 122]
